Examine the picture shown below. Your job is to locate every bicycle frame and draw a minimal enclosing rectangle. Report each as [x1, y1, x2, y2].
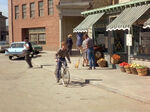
[55, 59, 70, 87]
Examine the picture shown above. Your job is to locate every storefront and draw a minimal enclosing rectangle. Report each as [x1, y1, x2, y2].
[74, 0, 150, 68]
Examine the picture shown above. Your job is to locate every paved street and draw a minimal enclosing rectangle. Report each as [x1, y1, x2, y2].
[1, 53, 150, 112]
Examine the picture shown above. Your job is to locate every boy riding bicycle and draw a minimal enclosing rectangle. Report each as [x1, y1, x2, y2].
[55, 42, 71, 83]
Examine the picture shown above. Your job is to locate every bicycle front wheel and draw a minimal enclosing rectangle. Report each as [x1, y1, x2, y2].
[61, 68, 70, 87]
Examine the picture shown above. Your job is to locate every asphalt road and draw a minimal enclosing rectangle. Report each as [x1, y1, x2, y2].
[0, 53, 150, 112]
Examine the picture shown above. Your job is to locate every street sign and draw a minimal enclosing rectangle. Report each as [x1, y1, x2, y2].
[126, 34, 132, 46]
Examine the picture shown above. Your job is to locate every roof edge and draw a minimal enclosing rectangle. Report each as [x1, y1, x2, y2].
[81, 0, 150, 15]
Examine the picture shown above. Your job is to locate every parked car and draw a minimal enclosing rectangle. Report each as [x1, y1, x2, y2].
[0, 41, 9, 53]
[5, 42, 26, 60]
[5, 41, 42, 60]
[31, 42, 43, 54]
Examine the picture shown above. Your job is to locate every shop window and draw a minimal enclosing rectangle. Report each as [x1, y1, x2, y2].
[48, 0, 53, 15]
[15, 6, 19, 19]
[22, 4, 26, 19]
[30, 3, 35, 18]
[29, 28, 46, 45]
[139, 32, 150, 55]
[39, 34, 46, 44]
[38, 1, 44, 17]
[113, 31, 125, 53]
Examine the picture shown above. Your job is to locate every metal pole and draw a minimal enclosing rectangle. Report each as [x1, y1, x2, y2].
[59, 15, 62, 48]
[128, 29, 131, 63]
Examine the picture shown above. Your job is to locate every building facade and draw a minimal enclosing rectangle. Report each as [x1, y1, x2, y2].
[0, 12, 7, 41]
[9, 0, 116, 50]
[74, 0, 150, 67]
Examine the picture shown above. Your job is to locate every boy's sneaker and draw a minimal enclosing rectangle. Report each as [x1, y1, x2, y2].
[57, 79, 60, 83]
[87, 67, 92, 70]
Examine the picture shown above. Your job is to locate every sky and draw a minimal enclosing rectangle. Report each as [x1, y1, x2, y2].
[0, 0, 8, 25]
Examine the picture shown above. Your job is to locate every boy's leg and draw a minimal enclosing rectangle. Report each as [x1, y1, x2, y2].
[56, 60, 62, 82]
[91, 50, 96, 68]
[87, 49, 92, 69]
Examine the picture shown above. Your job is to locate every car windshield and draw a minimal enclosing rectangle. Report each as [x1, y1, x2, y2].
[11, 43, 24, 48]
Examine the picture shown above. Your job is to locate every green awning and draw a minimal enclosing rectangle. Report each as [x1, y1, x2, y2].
[106, 4, 150, 31]
[81, 0, 150, 16]
[73, 13, 104, 33]
[143, 18, 150, 28]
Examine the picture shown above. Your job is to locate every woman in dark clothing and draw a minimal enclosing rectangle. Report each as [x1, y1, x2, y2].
[66, 34, 73, 55]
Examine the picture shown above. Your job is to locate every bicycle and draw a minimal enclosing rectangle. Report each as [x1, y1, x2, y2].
[54, 60, 70, 87]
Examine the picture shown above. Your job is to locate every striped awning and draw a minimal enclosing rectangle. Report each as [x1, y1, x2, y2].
[143, 18, 150, 28]
[73, 13, 104, 33]
[106, 4, 150, 31]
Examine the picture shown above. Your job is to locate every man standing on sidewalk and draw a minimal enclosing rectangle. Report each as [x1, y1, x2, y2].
[83, 34, 96, 70]
[24, 37, 33, 68]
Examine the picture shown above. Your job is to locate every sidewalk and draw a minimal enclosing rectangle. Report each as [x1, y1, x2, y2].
[33, 51, 150, 104]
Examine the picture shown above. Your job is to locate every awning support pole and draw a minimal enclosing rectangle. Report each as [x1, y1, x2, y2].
[128, 29, 131, 63]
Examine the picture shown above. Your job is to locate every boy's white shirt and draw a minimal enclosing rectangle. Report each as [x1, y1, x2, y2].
[24, 43, 29, 50]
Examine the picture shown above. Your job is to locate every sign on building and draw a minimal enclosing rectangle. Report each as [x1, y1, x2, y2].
[126, 34, 132, 46]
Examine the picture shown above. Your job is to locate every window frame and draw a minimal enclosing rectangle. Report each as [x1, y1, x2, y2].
[30, 2, 35, 18]
[15, 5, 19, 19]
[48, 0, 54, 15]
[22, 4, 27, 19]
[38, 1, 44, 17]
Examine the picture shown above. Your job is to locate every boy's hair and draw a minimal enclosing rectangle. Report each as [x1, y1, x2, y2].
[61, 41, 66, 46]
[83, 33, 88, 39]
[68, 34, 72, 38]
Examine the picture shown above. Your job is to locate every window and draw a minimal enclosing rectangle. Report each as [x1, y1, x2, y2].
[22, 4, 26, 19]
[30, 3, 35, 18]
[29, 28, 46, 45]
[15, 6, 19, 19]
[38, 1, 44, 17]
[48, 0, 53, 15]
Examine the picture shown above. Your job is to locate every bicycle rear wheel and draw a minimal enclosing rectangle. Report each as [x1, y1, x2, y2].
[61, 68, 70, 87]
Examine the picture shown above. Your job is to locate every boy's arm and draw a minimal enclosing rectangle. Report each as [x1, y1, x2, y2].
[55, 49, 60, 59]
[66, 51, 71, 63]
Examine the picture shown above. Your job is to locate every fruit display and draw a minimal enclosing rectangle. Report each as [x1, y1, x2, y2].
[97, 58, 107, 67]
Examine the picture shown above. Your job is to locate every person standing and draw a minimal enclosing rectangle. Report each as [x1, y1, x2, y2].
[66, 34, 73, 55]
[24, 37, 33, 68]
[82, 36, 88, 67]
[83, 34, 96, 70]
[76, 33, 83, 53]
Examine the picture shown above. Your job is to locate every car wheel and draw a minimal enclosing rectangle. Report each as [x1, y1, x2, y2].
[9, 56, 13, 60]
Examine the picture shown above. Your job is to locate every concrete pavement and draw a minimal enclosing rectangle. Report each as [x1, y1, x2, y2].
[32, 51, 150, 104]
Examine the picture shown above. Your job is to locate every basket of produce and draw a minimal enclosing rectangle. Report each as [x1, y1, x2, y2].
[111, 54, 120, 64]
[119, 62, 128, 72]
[130, 63, 138, 75]
[124, 64, 131, 74]
[136, 65, 148, 76]
[97, 58, 107, 67]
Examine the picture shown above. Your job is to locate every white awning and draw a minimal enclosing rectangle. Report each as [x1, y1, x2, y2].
[73, 13, 105, 33]
[143, 18, 150, 29]
[106, 4, 150, 31]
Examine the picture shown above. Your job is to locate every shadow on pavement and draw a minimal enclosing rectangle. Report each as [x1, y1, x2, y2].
[68, 79, 102, 88]
[32, 54, 42, 58]
[68, 81, 87, 88]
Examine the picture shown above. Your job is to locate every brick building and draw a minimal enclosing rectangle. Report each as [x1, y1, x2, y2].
[8, 0, 94, 50]
[0, 12, 7, 41]
[9, 0, 61, 50]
